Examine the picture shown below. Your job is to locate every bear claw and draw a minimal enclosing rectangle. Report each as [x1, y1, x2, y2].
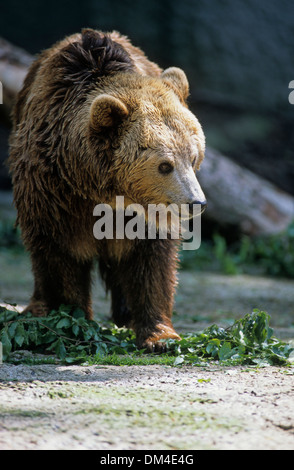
[139, 326, 180, 353]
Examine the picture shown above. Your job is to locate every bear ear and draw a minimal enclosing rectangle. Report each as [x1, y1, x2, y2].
[161, 67, 189, 101]
[90, 94, 129, 132]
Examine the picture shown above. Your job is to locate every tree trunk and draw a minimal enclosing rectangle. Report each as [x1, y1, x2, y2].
[199, 147, 294, 235]
[1, 37, 294, 236]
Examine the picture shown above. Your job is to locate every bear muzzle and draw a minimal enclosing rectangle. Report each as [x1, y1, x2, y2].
[188, 200, 207, 216]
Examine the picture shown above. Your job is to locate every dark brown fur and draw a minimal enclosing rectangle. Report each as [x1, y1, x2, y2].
[9, 29, 206, 351]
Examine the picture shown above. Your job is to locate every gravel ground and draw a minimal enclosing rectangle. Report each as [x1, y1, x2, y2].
[0, 362, 293, 450]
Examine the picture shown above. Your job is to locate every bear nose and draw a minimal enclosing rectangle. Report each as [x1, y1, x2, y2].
[188, 200, 207, 215]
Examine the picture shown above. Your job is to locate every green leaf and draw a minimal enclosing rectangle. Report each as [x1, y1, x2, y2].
[72, 308, 86, 319]
[94, 342, 108, 356]
[103, 334, 120, 343]
[56, 318, 71, 329]
[72, 324, 79, 337]
[0, 309, 19, 323]
[53, 338, 67, 360]
[206, 339, 220, 357]
[0, 329, 12, 360]
[174, 356, 185, 366]
[218, 342, 232, 361]
[8, 322, 18, 337]
[14, 323, 26, 347]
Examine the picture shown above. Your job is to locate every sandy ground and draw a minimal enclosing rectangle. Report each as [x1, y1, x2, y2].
[0, 362, 293, 450]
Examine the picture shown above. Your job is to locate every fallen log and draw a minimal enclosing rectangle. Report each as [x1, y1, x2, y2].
[0, 38, 33, 118]
[1, 37, 294, 236]
[199, 147, 294, 235]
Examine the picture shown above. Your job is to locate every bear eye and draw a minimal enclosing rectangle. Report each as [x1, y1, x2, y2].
[158, 162, 174, 175]
[192, 157, 196, 167]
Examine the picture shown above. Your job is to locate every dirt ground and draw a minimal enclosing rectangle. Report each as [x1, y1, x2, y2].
[0, 192, 294, 450]
[0, 362, 293, 450]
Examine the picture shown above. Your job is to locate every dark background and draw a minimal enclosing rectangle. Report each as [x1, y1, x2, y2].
[1, 0, 294, 193]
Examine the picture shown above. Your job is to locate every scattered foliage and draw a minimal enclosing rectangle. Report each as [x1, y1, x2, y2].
[0, 305, 138, 364]
[0, 305, 293, 367]
[165, 309, 294, 367]
[180, 221, 294, 278]
[247, 222, 294, 278]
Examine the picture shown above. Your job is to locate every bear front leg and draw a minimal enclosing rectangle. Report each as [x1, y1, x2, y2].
[24, 246, 93, 320]
[119, 239, 181, 352]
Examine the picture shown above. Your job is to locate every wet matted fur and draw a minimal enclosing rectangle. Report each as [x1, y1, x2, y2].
[9, 28, 206, 351]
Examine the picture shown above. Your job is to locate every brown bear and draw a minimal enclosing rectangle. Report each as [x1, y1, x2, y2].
[9, 28, 206, 352]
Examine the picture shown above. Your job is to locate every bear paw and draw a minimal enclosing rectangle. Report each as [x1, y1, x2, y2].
[23, 301, 49, 317]
[138, 324, 180, 353]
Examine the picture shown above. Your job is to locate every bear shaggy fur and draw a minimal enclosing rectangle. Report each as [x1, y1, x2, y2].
[9, 29, 206, 351]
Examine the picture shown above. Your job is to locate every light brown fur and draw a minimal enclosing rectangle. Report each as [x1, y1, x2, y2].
[9, 29, 206, 351]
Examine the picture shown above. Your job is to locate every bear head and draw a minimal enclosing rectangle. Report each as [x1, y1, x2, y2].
[88, 67, 206, 214]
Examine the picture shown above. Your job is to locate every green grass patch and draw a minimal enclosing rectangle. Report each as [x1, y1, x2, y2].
[1, 305, 293, 367]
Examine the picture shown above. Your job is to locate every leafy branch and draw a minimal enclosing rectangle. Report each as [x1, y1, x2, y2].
[0, 305, 138, 363]
[165, 309, 294, 366]
[0, 305, 293, 366]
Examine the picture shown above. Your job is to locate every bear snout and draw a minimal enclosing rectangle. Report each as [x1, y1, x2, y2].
[188, 200, 207, 216]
